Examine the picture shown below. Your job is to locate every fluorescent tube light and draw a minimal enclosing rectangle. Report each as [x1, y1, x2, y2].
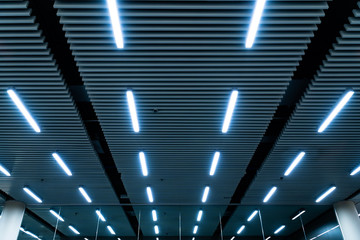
[230, 237, 235, 240]
[315, 186, 336, 203]
[20, 227, 41, 240]
[154, 225, 159, 234]
[274, 225, 285, 234]
[23, 187, 42, 203]
[202, 186, 210, 203]
[0, 164, 11, 176]
[318, 90, 354, 133]
[209, 152, 220, 176]
[192, 238, 195, 240]
[265, 237, 271, 240]
[309, 225, 339, 240]
[247, 210, 258, 222]
[196, 210, 203, 222]
[147, 186, 154, 203]
[7, 89, 41, 133]
[96, 209, 106, 222]
[152, 209, 158, 221]
[245, 0, 266, 48]
[237, 225, 245, 234]
[263, 186, 277, 203]
[193, 225, 198, 234]
[107, 225, 116, 235]
[78, 186, 92, 203]
[284, 152, 306, 176]
[222, 90, 238, 133]
[139, 152, 148, 176]
[292, 210, 306, 221]
[69, 225, 80, 235]
[52, 153, 72, 176]
[350, 164, 360, 176]
[106, 0, 124, 48]
[49, 210, 64, 222]
[126, 90, 140, 133]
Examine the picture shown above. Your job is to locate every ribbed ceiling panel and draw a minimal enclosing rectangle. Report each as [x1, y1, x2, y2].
[54, 0, 329, 205]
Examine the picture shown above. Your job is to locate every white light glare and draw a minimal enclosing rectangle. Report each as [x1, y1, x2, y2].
[107, 225, 116, 235]
[7, 89, 41, 133]
[237, 225, 245, 234]
[152, 209, 158, 221]
[69, 225, 80, 235]
[0, 164, 11, 176]
[247, 210, 258, 222]
[23, 187, 42, 203]
[265, 237, 271, 240]
[52, 153, 72, 176]
[318, 90, 354, 133]
[350, 164, 360, 176]
[230, 237, 235, 240]
[222, 90, 239, 133]
[96, 209, 106, 222]
[126, 90, 140, 133]
[147, 187, 154, 203]
[78, 187, 92, 203]
[20, 227, 41, 240]
[263, 187, 277, 203]
[139, 152, 148, 176]
[49, 210, 64, 222]
[284, 152, 306, 176]
[106, 0, 124, 48]
[209, 152, 220, 176]
[197, 210, 203, 222]
[274, 225, 285, 234]
[202, 186, 210, 203]
[316, 186, 336, 203]
[154, 225, 160, 234]
[245, 0, 267, 48]
[193, 225, 198, 234]
[292, 210, 306, 221]
[309, 225, 339, 240]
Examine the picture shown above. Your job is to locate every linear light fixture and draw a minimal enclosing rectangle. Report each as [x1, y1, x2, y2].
[52, 153, 72, 176]
[107, 225, 116, 235]
[309, 225, 339, 240]
[154, 225, 160, 235]
[202, 186, 210, 203]
[263, 186, 277, 203]
[20, 227, 41, 240]
[196, 210, 203, 222]
[350, 164, 360, 176]
[78, 186, 92, 203]
[69, 225, 80, 235]
[7, 89, 41, 133]
[284, 152, 306, 176]
[152, 209, 158, 222]
[147, 186, 154, 203]
[209, 152, 220, 176]
[106, 0, 124, 48]
[139, 152, 148, 176]
[193, 225, 198, 234]
[230, 237, 235, 240]
[315, 186, 336, 203]
[318, 90, 354, 133]
[192, 238, 195, 240]
[49, 210, 64, 222]
[0, 164, 11, 176]
[237, 225, 245, 234]
[222, 90, 238, 133]
[126, 90, 140, 133]
[292, 209, 306, 221]
[274, 225, 285, 234]
[247, 210, 258, 222]
[23, 187, 42, 203]
[245, 0, 266, 48]
[265, 237, 271, 240]
[96, 209, 106, 222]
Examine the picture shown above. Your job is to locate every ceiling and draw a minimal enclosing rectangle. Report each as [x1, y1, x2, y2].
[0, 0, 360, 239]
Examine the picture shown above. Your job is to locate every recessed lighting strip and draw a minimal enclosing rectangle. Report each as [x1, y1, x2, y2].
[245, 0, 267, 48]
[52, 153, 72, 176]
[69, 225, 80, 235]
[263, 186, 277, 203]
[23, 187, 42, 203]
[209, 152, 220, 176]
[202, 186, 210, 203]
[49, 210, 64, 222]
[78, 186, 92, 203]
[106, 0, 124, 48]
[222, 90, 239, 133]
[126, 90, 140, 133]
[315, 186, 336, 203]
[274, 225, 285, 234]
[284, 152, 306, 176]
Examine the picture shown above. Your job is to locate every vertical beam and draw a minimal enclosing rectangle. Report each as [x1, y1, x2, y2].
[0, 201, 25, 240]
[333, 201, 360, 240]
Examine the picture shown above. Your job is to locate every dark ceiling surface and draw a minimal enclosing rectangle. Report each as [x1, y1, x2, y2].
[0, 0, 360, 239]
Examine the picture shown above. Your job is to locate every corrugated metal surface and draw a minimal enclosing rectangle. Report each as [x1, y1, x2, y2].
[54, 0, 329, 205]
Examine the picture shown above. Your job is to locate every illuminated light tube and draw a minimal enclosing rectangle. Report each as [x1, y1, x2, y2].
[230, 237, 235, 240]
[309, 225, 339, 240]
[126, 90, 140, 133]
[263, 186, 277, 203]
[315, 186, 336, 203]
[237, 225, 245, 234]
[193, 225, 198, 234]
[96, 209, 106, 222]
[209, 152, 220, 176]
[350, 164, 360, 176]
[107, 225, 116, 235]
[318, 90, 354, 133]
[0, 164, 11, 176]
[78, 186, 92, 203]
[20, 227, 41, 240]
[139, 152, 148, 176]
[222, 90, 239, 133]
[192, 238, 195, 240]
[154, 225, 160, 234]
[147, 186, 154, 203]
[23, 187, 42, 203]
[265, 237, 271, 240]
[292, 209, 306, 221]
[247, 210, 258, 222]
[106, 0, 124, 48]
[49, 210, 64, 222]
[52, 153, 72, 176]
[274, 225, 285, 234]
[7, 89, 41, 133]
[152, 209, 158, 222]
[196, 210, 203, 222]
[69, 225, 80, 235]
[202, 186, 210, 203]
[284, 152, 306, 176]
[245, 0, 267, 48]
